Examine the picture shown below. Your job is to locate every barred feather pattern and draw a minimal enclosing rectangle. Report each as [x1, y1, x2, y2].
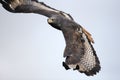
[78, 32, 100, 76]
[63, 27, 100, 76]
[0, 0, 100, 76]
[78, 33, 96, 72]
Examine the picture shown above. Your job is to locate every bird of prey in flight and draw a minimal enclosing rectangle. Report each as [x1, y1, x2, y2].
[0, 0, 101, 76]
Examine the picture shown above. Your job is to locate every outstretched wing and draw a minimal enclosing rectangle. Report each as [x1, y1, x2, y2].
[0, 0, 73, 20]
[62, 24, 100, 76]
[0, 0, 93, 41]
[1, 0, 100, 76]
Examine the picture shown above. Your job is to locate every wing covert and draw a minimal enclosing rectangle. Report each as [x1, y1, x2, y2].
[62, 25, 101, 76]
[0, 0, 74, 20]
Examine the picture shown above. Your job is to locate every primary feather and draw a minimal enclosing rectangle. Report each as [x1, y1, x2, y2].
[0, 0, 101, 76]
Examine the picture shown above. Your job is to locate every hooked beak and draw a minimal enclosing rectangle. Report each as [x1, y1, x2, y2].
[47, 18, 53, 23]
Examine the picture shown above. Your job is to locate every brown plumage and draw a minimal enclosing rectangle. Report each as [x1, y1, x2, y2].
[0, 0, 101, 76]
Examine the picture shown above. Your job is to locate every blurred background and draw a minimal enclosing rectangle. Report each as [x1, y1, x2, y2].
[0, 0, 120, 80]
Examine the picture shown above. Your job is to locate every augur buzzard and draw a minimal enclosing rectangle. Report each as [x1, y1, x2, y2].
[0, 0, 101, 76]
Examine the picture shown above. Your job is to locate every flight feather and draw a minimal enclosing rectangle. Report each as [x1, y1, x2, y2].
[0, 0, 101, 76]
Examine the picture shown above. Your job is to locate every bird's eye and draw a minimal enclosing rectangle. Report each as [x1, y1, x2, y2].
[51, 18, 54, 21]
[47, 18, 54, 23]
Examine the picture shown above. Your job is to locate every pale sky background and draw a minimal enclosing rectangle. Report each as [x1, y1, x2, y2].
[0, 0, 120, 80]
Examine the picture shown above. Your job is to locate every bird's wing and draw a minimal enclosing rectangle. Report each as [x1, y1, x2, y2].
[62, 24, 100, 76]
[0, 0, 73, 20]
[1, 0, 100, 76]
[82, 27, 94, 43]
[0, 0, 94, 43]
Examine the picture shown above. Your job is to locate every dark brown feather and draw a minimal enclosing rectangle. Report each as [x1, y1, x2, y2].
[0, 0, 101, 76]
[62, 24, 101, 76]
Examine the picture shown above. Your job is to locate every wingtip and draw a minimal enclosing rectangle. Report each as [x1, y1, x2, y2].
[80, 64, 101, 76]
[62, 62, 70, 70]
[62, 61, 101, 76]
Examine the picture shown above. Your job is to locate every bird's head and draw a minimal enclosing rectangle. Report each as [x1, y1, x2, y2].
[47, 15, 63, 29]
